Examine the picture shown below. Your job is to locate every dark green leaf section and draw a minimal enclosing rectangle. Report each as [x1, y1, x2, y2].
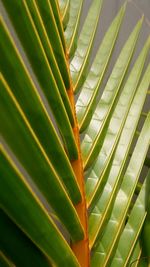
[88, 64, 150, 249]
[0, 210, 52, 267]
[26, 0, 74, 125]
[81, 18, 143, 169]
[0, 149, 80, 267]
[0, 77, 84, 242]
[76, 4, 126, 132]
[35, 0, 70, 88]
[0, 21, 81, 204]
[91, 112, 150, 267]
[142, 172, 150, 261]
[85, 39, 150, 207]
[64, 0, 83, 57]
[110, 172, 150, 267]
[70, 0, 103, 93]
[0, 252, 12, 267]
[2, 1, 78, 160]
[59, 0, 70, 29]
[128, 242, 142, 267]
[50, 0, 66, 52]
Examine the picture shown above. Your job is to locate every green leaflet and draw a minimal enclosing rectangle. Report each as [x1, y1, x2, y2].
[110, 172, 150, 267]
[141, 175, 150, 261]
[86, 39, 150, 208]
[129, 242, 142, 267]
[26, 0, 74, 125]
[88, 64, 150, 249]
[76, 4, 126, 132]
[1, 1, 78, 160]
[64, 0, 83, 57]
[0, 149, 80, 267]
[0, 210, 52, 267]
[70, 0, 103, 93]
[59, 0, 70, 29]
[91, 112, 150, 267]
[81, 18, 143, 169]
[0, 252, 12, 267]
[0, 77, 84, 242]
[50, 0, 66, 52]
[35, 0, 70, 88]
[0, 21, 81, 204]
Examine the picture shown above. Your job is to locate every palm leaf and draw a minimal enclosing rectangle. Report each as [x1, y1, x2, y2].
[88, 64, 150, 249]
[59, 0, 70, 29]
[50, 0, 66, 52]
[64, 0, 83, 57]
[70, 0, 103, 93]
[0, 209, 52, 267]
[0, 19, 80, 200]
[110, 171, 150, 267]
[0, 147, 81, 267]
[0, 252, 13, 267]
[1, 1, 78, 159]
[0, 77, 83, 240]
[91, 112, 150, 266]
[81, 18, 143, 169]
[1, 1, 149, 266]
[86, 41, 150, 210]
[25, 0, 74, 124]
[76, 4, 126, 132]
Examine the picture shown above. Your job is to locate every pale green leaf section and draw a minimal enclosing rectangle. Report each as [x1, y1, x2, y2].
[50, 0, 66, 51]
[0, 148, 80, 267]
[0, 210, 52, 267]
[1, 1, 78, 159]
[26, 0, 74, 125]
[0, 21, 81, 204]
[59, 0, 70, 29]
[88, 64, 150, 249]
[86, 39, 150, 207]
[91, 112, 150, 267]
[70, 0, 103, 93]
[81, 18, 143, 169]
[0, 77, 84, 242]
[76, 4, 126, 132]
[110, 172, 150, 267]
[65, 0, 83, 57]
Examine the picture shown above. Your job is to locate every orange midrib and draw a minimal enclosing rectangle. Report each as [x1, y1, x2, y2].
[67, 85, 90, 267]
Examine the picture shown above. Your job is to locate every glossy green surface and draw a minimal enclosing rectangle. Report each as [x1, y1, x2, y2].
[86, 39, 150, 209]
[0, 77, 84, 242]
[0, 21, 81, 204]
[35, 0, 70, 88]
[81, 19, 143, 169]
[110, 172, 149, 267]
[0, 149, 80, 267]
[91, 112, 150, 267]
[70, 0, 103, 93]
[2, 0, 78, 159]
[88, 64, 150, 249]
[65, 0, 83, 57]
[129, 242, 142, 267]
[76, 5, 126, 132]
[142, 172, 150, 262]
[50, 0, 66, 51]
[26, 0, 74, 125]
[0, 210, 52, 267]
